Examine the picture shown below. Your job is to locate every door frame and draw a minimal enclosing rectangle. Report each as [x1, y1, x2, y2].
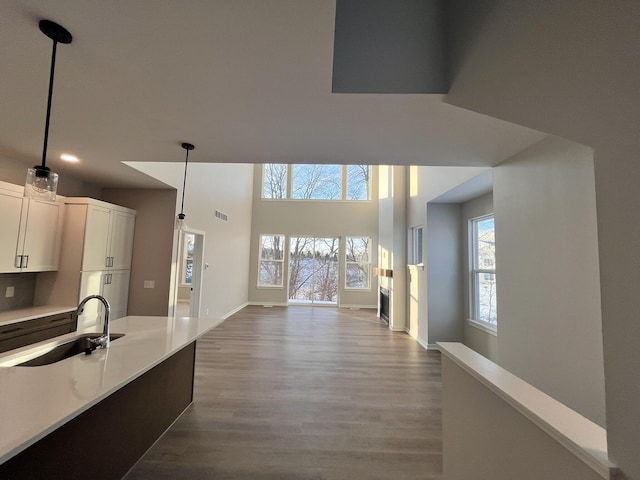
[170, 228, 205, 317]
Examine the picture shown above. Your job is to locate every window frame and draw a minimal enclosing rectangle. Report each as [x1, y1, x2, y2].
[180, 232, 195, 286]
[408, 225, 423, 266]
[257, 234, 286, 288]
[469, 214, 497, 330]
[344, 236, 372, 291]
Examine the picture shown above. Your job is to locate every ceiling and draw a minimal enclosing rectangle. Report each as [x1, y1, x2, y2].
[0, 0, 546, 190]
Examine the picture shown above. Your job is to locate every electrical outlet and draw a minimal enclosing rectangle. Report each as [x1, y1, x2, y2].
[143, 280, 155, 289]
[5, 286, 15, 298]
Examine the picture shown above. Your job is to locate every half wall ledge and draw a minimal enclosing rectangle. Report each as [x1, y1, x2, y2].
[438, 342, 620, 480]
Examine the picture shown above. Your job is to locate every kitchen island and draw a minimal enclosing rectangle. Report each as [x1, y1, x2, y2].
[0, 314, 223, 479]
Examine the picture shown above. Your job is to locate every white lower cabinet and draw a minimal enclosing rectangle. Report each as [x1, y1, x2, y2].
[78, 270, 131, 331]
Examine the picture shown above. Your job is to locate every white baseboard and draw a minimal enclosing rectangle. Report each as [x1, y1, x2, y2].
[338, 304, 377, 310]
[416, 336, 429, 350]
[247, 302, 288, 308]
[427, 343, 440, 351]
[389, 325, 406, 332]
[222, 302, 249, 320]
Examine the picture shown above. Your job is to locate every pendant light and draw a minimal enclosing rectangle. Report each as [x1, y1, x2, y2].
[176, 142, 195, 230]
[25, 20, 72, 201]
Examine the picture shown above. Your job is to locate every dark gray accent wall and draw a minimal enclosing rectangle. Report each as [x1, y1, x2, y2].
[426, 203, 463, 344]
[332, 0, 447, 93]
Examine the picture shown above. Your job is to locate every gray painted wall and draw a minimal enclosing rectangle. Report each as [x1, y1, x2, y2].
[461, 192, 497, 361]
[426, 203, 463, 344]
[445, 1, 640, 472]
[494, 137, 605, 427]
[332, 0, 446, 93]
[0, 273, 36, 312]
[101, 188, 177, 316]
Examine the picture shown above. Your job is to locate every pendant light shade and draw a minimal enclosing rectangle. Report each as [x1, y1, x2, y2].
[176, 142, 195, 231]
[25, 20, 72, 201]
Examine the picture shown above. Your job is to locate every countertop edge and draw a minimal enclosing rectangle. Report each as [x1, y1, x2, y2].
[0, 315, 225, 464]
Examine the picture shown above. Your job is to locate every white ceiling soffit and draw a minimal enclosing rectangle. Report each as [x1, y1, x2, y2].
[430, 169, 494, 204]
[0, 1, 546, 189]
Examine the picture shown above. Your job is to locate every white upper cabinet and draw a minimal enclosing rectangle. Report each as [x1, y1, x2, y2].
[19, 199, 64, 271]
[82, 204, 135, 272]
[0, 183, 64, 273]
[0, 188, 24, 272]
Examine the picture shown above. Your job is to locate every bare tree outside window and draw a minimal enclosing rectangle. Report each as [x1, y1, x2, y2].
[347, 165, 370, 200]
[471, 215, 497, 326]
[292, 165, 341, 200]
[345, 237, 370, 289]
[289, 237, 339, 304]
[259, 234, 285, 287]
[263, 164, 288, 199]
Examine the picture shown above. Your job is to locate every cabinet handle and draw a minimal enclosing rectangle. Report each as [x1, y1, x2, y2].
[23, 255, 29, 268]
[111, 256, 114, 267]
[15, 255, 22, 269]
[105, 256, 110, 268]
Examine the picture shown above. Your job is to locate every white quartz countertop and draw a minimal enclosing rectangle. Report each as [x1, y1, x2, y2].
[0, 306, 76, 327]
[0, 315, 224, 463]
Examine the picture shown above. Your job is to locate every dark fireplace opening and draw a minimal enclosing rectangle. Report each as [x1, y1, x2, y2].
[379, 287, 389, 324]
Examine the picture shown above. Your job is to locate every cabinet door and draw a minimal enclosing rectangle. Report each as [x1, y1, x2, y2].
[20, 198, 64, 271]
[103, 269, 130, 321]
[0, 190, 24, 272]
[109, 211, 135, 270]
[82, 205, 111, 271]
[78, 271, 106, 331]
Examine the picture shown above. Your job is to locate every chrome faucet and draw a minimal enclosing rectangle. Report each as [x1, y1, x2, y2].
[76, 295, 111, 349]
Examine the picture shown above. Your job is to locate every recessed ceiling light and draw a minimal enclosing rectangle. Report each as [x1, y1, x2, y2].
[60, 153, 79, 163]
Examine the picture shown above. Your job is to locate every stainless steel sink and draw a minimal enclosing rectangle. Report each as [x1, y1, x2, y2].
[14, 333, 125, 367]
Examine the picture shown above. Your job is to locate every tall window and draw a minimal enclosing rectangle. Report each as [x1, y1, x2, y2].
[345, 237, 371, 289]
[470, 215, 497, 327]
[408, 226, 423, 265]
[258, 234, 285, 287]
[182, 232, 195, 285]
[289, 237, 339, 304]
[262, 164, 370, 201]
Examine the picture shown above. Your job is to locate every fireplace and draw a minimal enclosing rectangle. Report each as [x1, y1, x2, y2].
[379, 287, 390, 324]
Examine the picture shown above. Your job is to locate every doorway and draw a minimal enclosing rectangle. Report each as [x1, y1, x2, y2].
[288, 236, 339, 305]
[175, 229, 205, 317]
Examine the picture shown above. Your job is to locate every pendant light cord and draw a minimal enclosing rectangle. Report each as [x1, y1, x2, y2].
[179, 148, 190, 216]
[42, 38, 58, 169]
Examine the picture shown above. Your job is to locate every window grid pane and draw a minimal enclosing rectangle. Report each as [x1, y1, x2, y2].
[346, 165, 370, 200]
[471, 215, 497, 327]
[345, 237, 371, 289]
[262, 164, 288, 199]
[259, 234, 285, 287]
[292, 164, 342, 200]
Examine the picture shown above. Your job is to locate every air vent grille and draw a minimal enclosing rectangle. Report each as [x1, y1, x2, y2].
[215, 210, 228, 222]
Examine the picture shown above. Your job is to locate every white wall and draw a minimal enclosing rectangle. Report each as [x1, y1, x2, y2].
[461, 193, 497, 361]
[494, 136, 605, 427]
[445, 1, 640, 472]
[248, 165, 379, 308]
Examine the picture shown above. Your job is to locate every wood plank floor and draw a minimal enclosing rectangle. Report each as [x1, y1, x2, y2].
[125, 306, 442, 479]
